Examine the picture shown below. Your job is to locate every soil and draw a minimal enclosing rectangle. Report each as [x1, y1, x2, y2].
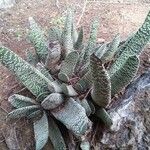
[0, 0, 150, 149]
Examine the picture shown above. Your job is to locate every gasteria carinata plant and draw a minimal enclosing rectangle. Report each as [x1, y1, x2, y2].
[0, 9, 150, 150]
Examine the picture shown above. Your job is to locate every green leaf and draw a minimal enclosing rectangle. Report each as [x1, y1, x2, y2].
[48, 117, 66, 150]
[72, 17, 78, 44]
[94, 43, 107, 59]
[8, 94, 37, 108]
[61, 84, 78, 96]
[90, 54, 111, 107]
[82, 19, 99, 64]
[77, 99, 92, 116]
[74, 27, 83, 50]
[101, 34, 120, 62]
[0, 47, 57, 102]
[58, 73, 69, 83]
[111, 55, 139, 96]
[28, 17, 48, 61]
[80, 141, 90, 150]
[7, 105, 40, 119]
[77, 62, 89, 77]
[85, 19, 99, 54]
[74, 71, 92, 92]
[26, 50, 38, 66]
[34, 112, 49, 150]
[51, 98, 91, 137]
[27, 110, 43, 119]
[61, 8, 74, 55]
[109, 11, 150, 76]
[48, 27, 62, 42]
[36, 63, 54, 81]
[95, 108, 113, 127]
[45, 41, 61, 71]
[41, 93, 64, 110]
[58, 51, 79, 82]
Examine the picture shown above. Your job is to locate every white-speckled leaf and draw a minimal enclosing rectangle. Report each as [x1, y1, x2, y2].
[48, 117, 66, 150]
[51, 98, 92, 137]
[8, 94, 37, 108]
[8, 105, 40, 119]
[58, 51, 79, 82]
[90, 54, 111, 108]
[34, 112, 49, 150]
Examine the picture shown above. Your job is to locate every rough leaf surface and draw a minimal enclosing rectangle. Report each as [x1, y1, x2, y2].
[8, 105, 40, 119]
[111, 55, 139, 96]
[101, 34, 120, 62]
[109, 11, 150, 76]
[8, 94, 37, 108]
[61, 9, 74, 55]
[51, 98, 91, 137]
[90, 54, 111, 107]
[74, 71, 92, 92]
[34, 112, 49, 150]
[48, 117, 66, 150]
[58, 51, 79, 81]
[28, 17, 48, 61]
[41, 93, 64, 110]
[74, 27, 83, 50]
[0, 47, 54, 101]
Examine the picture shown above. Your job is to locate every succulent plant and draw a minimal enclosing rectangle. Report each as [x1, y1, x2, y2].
[0, 9, 150, 150]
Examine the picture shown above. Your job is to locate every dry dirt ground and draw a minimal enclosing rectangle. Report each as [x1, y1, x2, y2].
[0, 0, 150, 149]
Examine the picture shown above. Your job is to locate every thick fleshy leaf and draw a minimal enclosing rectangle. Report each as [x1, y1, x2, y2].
[90, 54, 111, 107]
[88, 101, 95, 114]
[80, 141, 90, 150]
[61, 9, 74, 55]
[61, 84, 78, 96]
[72, 17, 78, 44]
[48, 27, 62, 42]
[109, 11, 150, 76]
[85, 19, 99, 54]
[74, 27, 83, 50]
[8, 94, 37, 108]
[94, 43, 107, 59]
[74, 71, 92, 92]
[51, 98, 92, 137]
[111, 55, 139, 96]
[7, 105, 40, 119]
[36, 63, 54, 81]
[27, 110, 43, 119]
[101, 34, 120, 62]
[58, 51, 79, 82]
[58, 73, 69, 82]
[34, 112, 49, 150]
[77, 62, 89, 77]
[95, 108, 113, 127]
[82, 19, 99, 64]
[0, 47, 57, 102]
[45, 41, 61, 71]
[77, 99, 92, 116]
[28, 17, 48, 61]
[41, 93, 64, 110]
[26, 50, 38, 66]
[48, 117, 66, 150]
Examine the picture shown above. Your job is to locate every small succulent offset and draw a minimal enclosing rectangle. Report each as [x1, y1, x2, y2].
[0, 9, 150, 150]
